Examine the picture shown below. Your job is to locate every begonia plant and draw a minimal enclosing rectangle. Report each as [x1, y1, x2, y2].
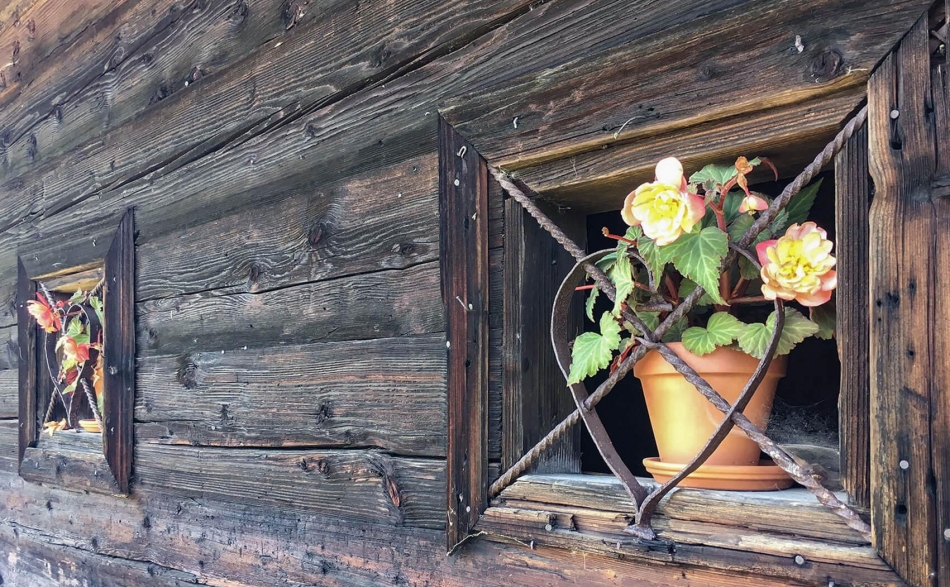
[569, 156, 836, 384]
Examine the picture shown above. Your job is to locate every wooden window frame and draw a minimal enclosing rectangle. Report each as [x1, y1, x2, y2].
[441, 9, 948, 583]
[17, 208, 135, 495]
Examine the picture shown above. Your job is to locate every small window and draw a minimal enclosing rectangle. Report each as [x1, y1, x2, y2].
[17, 208, 135, 495]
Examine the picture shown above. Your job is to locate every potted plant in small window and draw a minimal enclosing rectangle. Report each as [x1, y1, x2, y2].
[570, 156, 836, 490]
[27, 285, 106, 435]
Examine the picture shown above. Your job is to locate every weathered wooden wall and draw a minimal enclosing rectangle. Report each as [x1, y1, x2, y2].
[0, 0, 936, 584]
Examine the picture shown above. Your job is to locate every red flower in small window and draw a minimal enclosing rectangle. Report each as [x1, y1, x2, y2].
[26, 293, 61, 333]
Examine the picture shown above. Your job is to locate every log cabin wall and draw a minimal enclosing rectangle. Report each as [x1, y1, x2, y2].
[0, 0, 939, 585]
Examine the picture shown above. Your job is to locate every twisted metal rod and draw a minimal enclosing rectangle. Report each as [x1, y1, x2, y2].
[488, 106, 870, 536]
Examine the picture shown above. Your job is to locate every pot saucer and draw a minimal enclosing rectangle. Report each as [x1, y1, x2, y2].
[643, 457, 794, 491]
[78, 419, 102, 433]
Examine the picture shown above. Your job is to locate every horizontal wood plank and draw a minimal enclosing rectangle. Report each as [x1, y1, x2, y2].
[136, 154, 438, 300]
[497, 474, 870, 545]
[0, 0, 535, 240]
[0, 368, 15, 418]
[0, 420, 16, 473]
[133, 444, 445, 529]
[0, 524, 204, 587]
[135, 335, 446, 457]
[514, 88, 866, 213]
[0, 0, 334, 178]
[20, 432, 120, 495]
[443, 0, 933, 169]
[0, 471, 849, 587]
[137, 261, 444, 354]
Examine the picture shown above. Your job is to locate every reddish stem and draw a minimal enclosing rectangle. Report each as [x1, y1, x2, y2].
[575, 285, 595, 291]
[730, 295, 769, 304]
[601, 228, 637, 246]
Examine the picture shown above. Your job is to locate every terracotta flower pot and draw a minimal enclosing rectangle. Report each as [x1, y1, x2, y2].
[634, 342, 787, 467]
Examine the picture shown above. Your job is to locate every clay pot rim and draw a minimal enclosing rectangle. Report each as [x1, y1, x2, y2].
[634, 341, 788, 378]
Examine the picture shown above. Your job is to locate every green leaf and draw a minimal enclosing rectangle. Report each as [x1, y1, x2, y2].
[608, 252, 634, 317]
[595, 253, 617, 274]
[660, 316, 688, 343]
[706, 312, 745, 341]
[624, 225, 643, 242]
[681, 326, 717, 355]
[634, 311, 660, 333]
[89, 295, 105, 327]
[737, 322, 772, 358]
[664, 227, 729, 305]
[769, 307, 820, 355]
[689, 163, 738, 190]
[783, 179, 822, 228]
[680, 312, 744, 356]
[677, 278, 715, 306]
[66, 317, 83, 337]
[636, 236, 668, 285]
[810, 300, 836, 340]
[767, 208, 790, 236]
[68, 289, 85, 304]
[567, 313, 622, 384]
[728, 213, 755, 242]
[62, 380, 78, 395]
[585, 286, 599, 322]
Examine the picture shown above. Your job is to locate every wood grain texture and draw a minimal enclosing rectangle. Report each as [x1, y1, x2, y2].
[0, 0, 535, 240]
[103, 208, 134, 495]
[0, 419, 16, 473]
[0, 470, 863, 587]
[500, 474, 870, 545]
[0, 524, 203, 587]
[134, 443, 445, 529]
[931, 4, 950, 582]
[16, 256, 35, 464]
[867, 15, 940, 586]
[0, 325, 16, 370]
[502, 198, 580, 474]
[136, 154, 439, 300]
[20, 432, 119, 495]
[0, 368, 14, 418]
[137, 261, 444, 355]
[443, 0, 934, 169]
[440, 118, 490, 551]
[135, 335, 446, 457]
[835, 123, 871, 510]
[516, 88, 867, 213]
[0, 0, 335, 178]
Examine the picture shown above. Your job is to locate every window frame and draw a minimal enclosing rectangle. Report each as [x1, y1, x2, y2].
[17, 207, 135, 495]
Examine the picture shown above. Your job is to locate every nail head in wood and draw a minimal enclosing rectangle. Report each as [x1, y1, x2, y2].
[944, 528, 950, 541]
[899, 459, 909, 470]
[890, 109, 900, 119]
[793, 555, 806, 566]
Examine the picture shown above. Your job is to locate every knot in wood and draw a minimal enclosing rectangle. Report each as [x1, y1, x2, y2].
[176, 355, 200, 389]
[228, 0, 249, 25]
[307, 222, 327, 249]
[282, 0, 305, 29]
[371, 43, 393, 68]
[810, 49, 843, 81]
[246, 262, 262, 287]
[314, 401, 331, 424]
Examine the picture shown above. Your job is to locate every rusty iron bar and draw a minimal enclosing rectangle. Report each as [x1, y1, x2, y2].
[487, 105, 869, 537]
[638, 341, 872, 538]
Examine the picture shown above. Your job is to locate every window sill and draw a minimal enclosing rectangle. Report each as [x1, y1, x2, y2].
[478, 473, 898, 586]
[19, 430, 120, 496]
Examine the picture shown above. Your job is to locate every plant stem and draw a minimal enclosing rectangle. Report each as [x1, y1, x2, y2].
[730, 295, 769, 304]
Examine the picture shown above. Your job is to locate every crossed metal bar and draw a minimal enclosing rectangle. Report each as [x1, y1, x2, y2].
[487, 105, 871, 539]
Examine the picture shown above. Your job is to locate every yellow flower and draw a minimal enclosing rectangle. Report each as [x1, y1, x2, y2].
[756, 222, 837, 306]
[622, 157, 705, 246]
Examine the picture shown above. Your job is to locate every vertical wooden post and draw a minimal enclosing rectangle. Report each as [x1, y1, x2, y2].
[502, 200, 581, 474]
[103, 208, 135, 495]
[868, 13, 946, 585]
[930, 2, 950, 585]
[16, 257, 36, 465]
[440, 117, 489, 552]
[835, 124, 871, 510]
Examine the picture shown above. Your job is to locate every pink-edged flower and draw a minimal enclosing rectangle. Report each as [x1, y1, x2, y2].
[62, 337, 91, 363]
[26, 294, 61, 333]
[622, 157, 706, 246]
[756, 222, 837, 307]
[738, 194, 768, 214]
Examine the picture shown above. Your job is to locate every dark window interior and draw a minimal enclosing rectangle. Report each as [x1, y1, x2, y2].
[581, 172, 840, 475]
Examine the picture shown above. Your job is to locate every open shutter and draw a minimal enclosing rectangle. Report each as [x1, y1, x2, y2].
[102, 208, 135, 495]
